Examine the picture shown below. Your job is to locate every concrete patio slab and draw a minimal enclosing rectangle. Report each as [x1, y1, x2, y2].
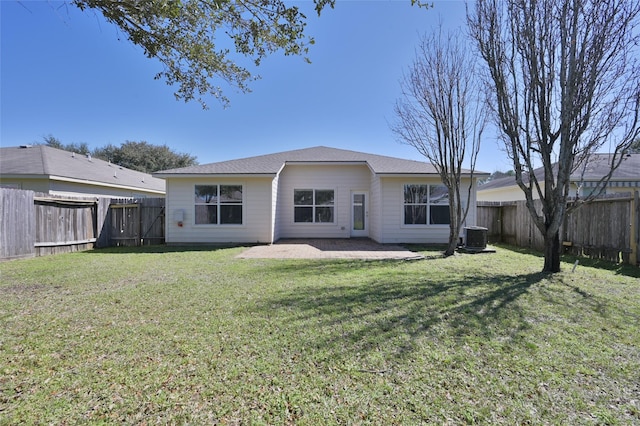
[237, 239, 424, 260]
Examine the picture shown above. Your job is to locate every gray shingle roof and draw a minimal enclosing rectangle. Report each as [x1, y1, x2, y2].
[478, 167, 547, 191]
[575, 153, 640, 181]
[0, 145, 165, 193]
[478, 153, 640, 191]
[154, 146, 482, 176]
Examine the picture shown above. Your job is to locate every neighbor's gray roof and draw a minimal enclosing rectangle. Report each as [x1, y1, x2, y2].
[0, 145, 165, 192]
[478, 167, 547, 191]
[478, 153, 640, 191]
[155, 146, 485, 176]
[576, 153, 640, 181]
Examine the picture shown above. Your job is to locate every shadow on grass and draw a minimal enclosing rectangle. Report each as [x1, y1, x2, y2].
[488, 243, 545, 258]
[488, 243, 640, 279]
[536, 275, 619, 318]
[253, 261, 550, 362]
[561, 254, 640, 279]
[84, 244, 251, 255]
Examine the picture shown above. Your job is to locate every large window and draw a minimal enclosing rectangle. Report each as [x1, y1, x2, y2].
[294, 189, 334, 223]
[403, 184, 450, 225]
[195, 184, 243, 225]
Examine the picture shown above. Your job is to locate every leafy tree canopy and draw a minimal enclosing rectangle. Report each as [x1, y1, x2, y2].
[92, 141, 198, 173]
[72, 0, 335, 108]
[42, 136, 198, 173]
[480, 170, 515, 185]
[42, 135, 91, 156]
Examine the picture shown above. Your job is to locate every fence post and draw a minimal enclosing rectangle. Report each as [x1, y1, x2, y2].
[633, 190, 639, 266]
[136, 202, 141, 246]
[95, 198, 111, 248]
[0, 188, 35, 259]
[497, 204, 503, 243]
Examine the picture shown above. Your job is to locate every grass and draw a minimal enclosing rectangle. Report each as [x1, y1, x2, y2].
[1, 244, 639, 425]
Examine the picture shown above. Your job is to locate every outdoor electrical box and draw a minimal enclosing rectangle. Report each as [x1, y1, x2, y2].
[174, 209, 185, 227]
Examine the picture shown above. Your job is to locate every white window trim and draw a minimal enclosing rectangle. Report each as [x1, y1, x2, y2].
[400, 183, 450, 228]
[293, 188, 337, 225]
[194, 183, 244, 226]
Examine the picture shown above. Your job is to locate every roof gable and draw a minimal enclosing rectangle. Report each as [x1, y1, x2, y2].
[154, 146, 479, 176]
[0, 145, 165, 192]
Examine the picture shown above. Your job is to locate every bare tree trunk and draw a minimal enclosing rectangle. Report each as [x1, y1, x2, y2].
[392, 27, 485, 257]
[543, 230, 561, 273]
[445, 223, 459, 257]
[444, 192, 461, 256]
[468, 0, 640, 273]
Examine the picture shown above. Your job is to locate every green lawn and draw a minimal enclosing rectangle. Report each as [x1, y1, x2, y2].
[1, 245, 639, 425]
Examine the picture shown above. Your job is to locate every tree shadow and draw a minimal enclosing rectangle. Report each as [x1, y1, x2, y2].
[81, 243, 250, 255]
[535, 275, 618, 319]
[561, 254, 640, 279]
[251, 261, 550, 364]
[493, 243, 640, 279]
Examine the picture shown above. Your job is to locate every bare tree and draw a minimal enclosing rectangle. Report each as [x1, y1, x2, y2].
[392, 28, 485, 257]
[468, 0, 640, 272]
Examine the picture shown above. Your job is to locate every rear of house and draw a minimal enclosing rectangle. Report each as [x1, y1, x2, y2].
[154, 146, 486, 245]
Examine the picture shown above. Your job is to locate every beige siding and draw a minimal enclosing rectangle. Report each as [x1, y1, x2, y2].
[164, 168, 480, 244]
[0, 177, 163, 198]
[277, 164, 372, 239]
[466, 179, 480, 227]
[478, 180, 639, 202]
[378, 177, 476, 244]
[271, 174, 280, 241]
[0, 178, 50, 193]
[49, 181, 163, 198]
[605, 186, 640, 195]
[477, 185, 532, 202]
[368, 174, 383, 242]
[165, 177, 274, 244]
[477, 181, 573, 202]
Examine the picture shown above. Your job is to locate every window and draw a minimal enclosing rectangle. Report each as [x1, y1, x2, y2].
[195, 184, 243, 225]
[294, 189, 334, 223]
[428, 185, 450, 224]
[403, 184, 450, 225]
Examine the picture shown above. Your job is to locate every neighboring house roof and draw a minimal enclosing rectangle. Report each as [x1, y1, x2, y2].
[479, 153, 640, 191]
[0, 145, 165, 193]
[478, 168, 545, 191]
[574, 153, 640, 181]
[155, 146, 488, 177]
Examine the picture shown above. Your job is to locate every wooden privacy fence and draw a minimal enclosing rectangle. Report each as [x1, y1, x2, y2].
[477, 191, 640, 265]
[0, 188, 165, 260]
[1, 188, 38, 259]
[108, 198, 165, 247]
[34, 195, 110, 256]
[563, 193, 637, 264]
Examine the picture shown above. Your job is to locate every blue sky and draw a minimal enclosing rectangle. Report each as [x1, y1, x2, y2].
[1, 0, 510, 173]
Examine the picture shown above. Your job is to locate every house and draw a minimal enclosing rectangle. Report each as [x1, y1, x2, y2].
[477, 168, 544, 202]
[0, 145, 166, 197]
[153, 146, 488, 245]
[477, 153, 640, 202]
[573, 153, 640, 197]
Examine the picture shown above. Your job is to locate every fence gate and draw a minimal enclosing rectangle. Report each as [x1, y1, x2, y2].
[109, 203, 140, 246]
[108, 198, 165, 247]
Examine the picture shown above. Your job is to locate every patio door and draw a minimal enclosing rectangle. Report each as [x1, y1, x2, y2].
[351, 191, 368, 237]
